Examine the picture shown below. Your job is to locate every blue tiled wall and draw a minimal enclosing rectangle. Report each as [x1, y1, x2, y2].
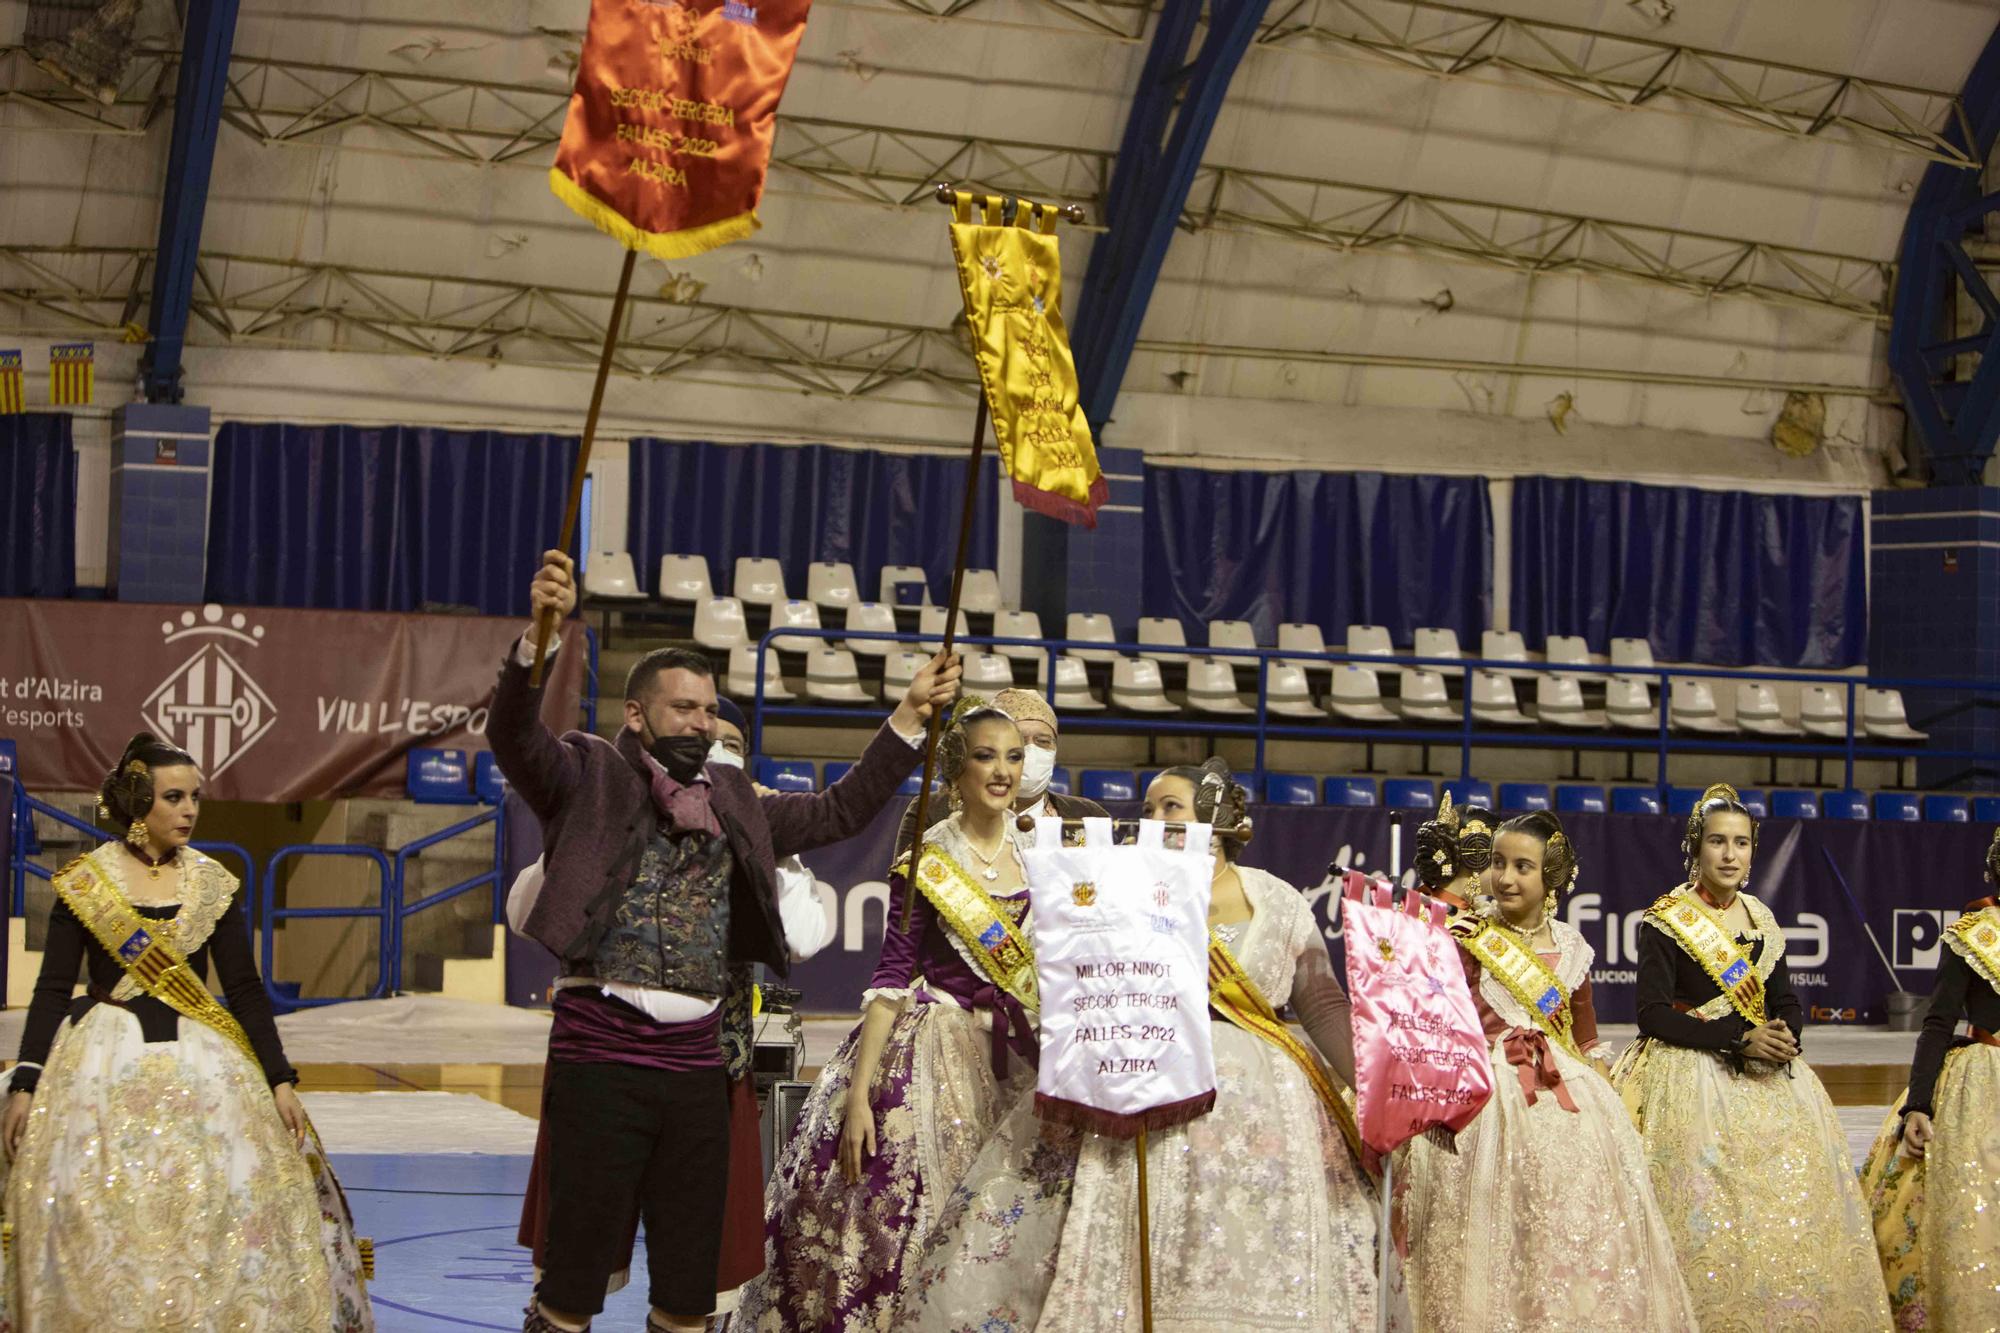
[108, 404, 211, 605]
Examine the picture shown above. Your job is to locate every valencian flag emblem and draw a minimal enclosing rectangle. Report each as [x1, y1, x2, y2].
[0, 351, 21, 415]
[550, 0, 813, 260]
[48, 342, 93, 406]
[947, 193, 1107, 527]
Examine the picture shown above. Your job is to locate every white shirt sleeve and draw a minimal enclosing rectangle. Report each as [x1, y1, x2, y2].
[776, 856, 833, 960]
[513, 631, 562, 668]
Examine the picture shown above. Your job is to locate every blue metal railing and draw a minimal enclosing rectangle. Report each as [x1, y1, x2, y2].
[4, 773, 513, 1008]
[388, 805, 507, 987]
[746, 627, 2000, 795]
[584, 624, 600, 734]
[260, 845, 394, 1008]
[8, 792, 259, 921]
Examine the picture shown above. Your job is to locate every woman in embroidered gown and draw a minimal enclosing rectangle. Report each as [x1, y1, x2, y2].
[1610, 783, 1891, 1332]
[1859, 827, 2000, 1329]
[894, 757, 1396, 1333]
[0, 733, 370, 1333]
[1400, 810, 1696, 1333]
[734, 702, 1036, 1333]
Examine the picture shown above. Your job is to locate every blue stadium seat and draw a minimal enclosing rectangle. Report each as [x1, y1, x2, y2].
[823, 762, 854, 787]
[474, 751, 506, 804]
[1975, 796, 2000, 824]
[1139, 770, 1163, 795]
[1499, 783, 1551, 812]
[1383, 779, 1436, 810]
[1047, 766, 1074, 797]
[895, 771, 924, 796]
[0, 739, 15, 778]
[1666, 786, 1703, 816]
[1612, 788, 1663, 816]
[1737, 788, 1769, 819]
[1770, 790, 1820, 820]
[1263, 773, 1318, 806]
[1873, 792, 1921, 822]
[1442, 779, 1493, 810]
[756, 758, 817, 793]
[407, 748, 471, 804]
[1556, 785, 1606, 815]
[1323, 777, 1378, 807]
[1082, 770, 1139, 803]
[1923, 794, 1970, 823]
[1823, 789, 1869, 820]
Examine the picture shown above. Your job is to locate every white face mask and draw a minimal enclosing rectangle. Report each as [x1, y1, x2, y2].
[1017, 743, 1057, 801]
[707, 743, 746, 770]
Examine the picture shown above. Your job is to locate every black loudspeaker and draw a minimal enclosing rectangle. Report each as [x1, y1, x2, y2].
[758, 1080, 811, 1178]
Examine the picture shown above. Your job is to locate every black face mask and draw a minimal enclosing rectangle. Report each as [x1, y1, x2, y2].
[643, 726, 712, 784]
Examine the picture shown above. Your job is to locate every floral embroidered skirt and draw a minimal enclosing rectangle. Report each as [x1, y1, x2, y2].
[1401, 1033, 1696, 1333]
[732, 997, 1028, 1333]
[1859, 1042, 2000, 1331]
[1613, 1037, 1891, 1333]
[0, 1004, 370, 1332]
[893, 1022, 1398, 1333]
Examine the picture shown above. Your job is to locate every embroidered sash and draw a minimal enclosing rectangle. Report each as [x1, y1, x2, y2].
[1206, 932, 1371, 1181]
[1946, 907, 2000, 995]
[1644, 890, 1767, 1024]
[903, 847, 1039, 1011]
[1451, 917, 1580, 1058]
[53, 852, 259, 1064]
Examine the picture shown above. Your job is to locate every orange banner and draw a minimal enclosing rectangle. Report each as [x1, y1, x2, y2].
[551, 0, 813, 260]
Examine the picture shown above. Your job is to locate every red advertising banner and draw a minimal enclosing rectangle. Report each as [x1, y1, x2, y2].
[0, 600, 586, 801]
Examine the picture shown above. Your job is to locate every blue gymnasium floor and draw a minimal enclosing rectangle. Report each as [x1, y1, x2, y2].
[340, 1155, 659, 1332]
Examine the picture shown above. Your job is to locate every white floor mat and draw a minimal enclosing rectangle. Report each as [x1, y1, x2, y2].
[277, 995, 554, 1064]
[301, 1090, 540, 1156]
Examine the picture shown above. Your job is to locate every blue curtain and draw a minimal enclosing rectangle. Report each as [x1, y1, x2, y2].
[206, 423, 578, 614]
[1, 413, 76, 597]
[1510, 476, 1866, 668]
[626, 439, 997, 600]
[1142, 467, 1492, 645]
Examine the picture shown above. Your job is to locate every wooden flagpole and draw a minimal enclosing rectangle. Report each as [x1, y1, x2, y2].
[901, 185, 1086, 929]
[530, 247, 640, 687]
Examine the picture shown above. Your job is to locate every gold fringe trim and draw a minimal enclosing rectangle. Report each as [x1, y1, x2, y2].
[548, 169, 760, 260]
[357, 1236, 374, 1280]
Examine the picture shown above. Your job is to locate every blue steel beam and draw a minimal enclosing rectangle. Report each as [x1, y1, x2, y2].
[139, 0, 242, 404]
[1071, 0, 1268, 434]
[1888, 19, 2000, 485]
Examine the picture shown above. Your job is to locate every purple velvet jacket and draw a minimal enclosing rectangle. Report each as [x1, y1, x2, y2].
[490, 642, 923, 972]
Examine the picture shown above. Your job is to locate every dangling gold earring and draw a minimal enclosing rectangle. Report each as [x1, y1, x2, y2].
[126, 819, 149, 850]
[1543, 889, 1558, 924]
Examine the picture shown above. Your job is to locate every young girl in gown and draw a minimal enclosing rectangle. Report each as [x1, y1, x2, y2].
[1400, 810, 1697, 1332]
[1860, 827, 2000, 1330]
[733, 703, 1035, 1332]
[1610, 783, 1891, 1331]
[0, 733, 370, 1332]
[894, 758, 1397, 1332]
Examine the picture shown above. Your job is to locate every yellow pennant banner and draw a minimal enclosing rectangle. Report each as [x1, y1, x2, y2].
[948, 192, 1106, 527]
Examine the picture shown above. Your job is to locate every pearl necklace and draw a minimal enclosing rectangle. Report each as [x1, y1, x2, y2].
[965, 827, 1014, 882]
